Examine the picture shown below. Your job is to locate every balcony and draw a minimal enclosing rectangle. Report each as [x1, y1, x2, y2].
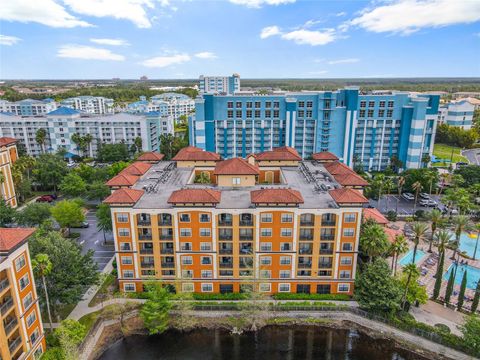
[299, 233, 313, 241]
[318, 262, 333, 269]
[320, 234, 335, 241]
[298, 263, 312, 269]
[219, 233, 233, 241]
[299, 247, 312, 255]
[120, 244, 131, 251]
[140, 262, 155, 268]
[300, 220, 314, 227]
[138, 234, 152, 241]
[140, 248, 154, 255]
[160, 234, 173, 240]
[219, 263, 233, 269]
[239, 234, 253, 241]
[0, 278, 9, 292]
[4, 318, 18, 336]
[161, 262, 175, 268]
[160, 248, 174, 254]
[320, 248, 334, 255]
[321, 220, 336, 226]
[0, 298, 13, 316]
[239, 219, 254, 226]
[240, 247, 253, 254]
[219, 248, 233, 255]
[137, 220, 151, 226]
[218, 221, 233, 227]
[8, 336, 22, 353]
[239, 262, 253, 269]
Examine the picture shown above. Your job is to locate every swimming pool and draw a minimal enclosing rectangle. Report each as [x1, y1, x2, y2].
[399, 249, 426, 266]
[443, 264, 480, 290]
[454, 231, 479, 259]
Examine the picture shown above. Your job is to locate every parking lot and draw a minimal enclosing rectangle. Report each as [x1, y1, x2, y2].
[369, 194, 446, 216]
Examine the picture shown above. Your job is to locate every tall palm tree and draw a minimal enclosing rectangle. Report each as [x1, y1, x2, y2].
[360, 222, 390, 263]
[401, 263, 420, 310]
[374, 174, 385, 211]
[396, 176, 405, 213]
[71, 133, 84, 157]
[391, 234, 408, 276]
[84, 134, 94, 157]
[32, 254, 53, 330]
[411, 222, 428, 265]
[435, 229, 452, 256]
[473, 223, 480, 261]
[35, 128, 47, 154]
[412, 181, 423, 213]
[384, 178, 394, 212]
[427, 209, 443, 253]
[424, 170, 436, 195]
[451, 215, 472, 260]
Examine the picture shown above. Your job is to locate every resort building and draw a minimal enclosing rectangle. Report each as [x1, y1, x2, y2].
[199, 74, 241, 95]
[0, 108, 173, 157]
[0, 137, 18, 208]
[189, 87, 440, 171]
[60, 96, 114, 115]
[126, 93, 195, 122]
[0, 99, 57, 116]
[437, 99, 475, 130]
[104, 146, 368, 295]
[0, 228, 46, 360]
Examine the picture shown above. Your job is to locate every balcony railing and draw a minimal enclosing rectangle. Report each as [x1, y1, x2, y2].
[140, 262, 155, 268]
[298, 263, 312, 269]
[219, 263, 233, 268]
[320, 234, 335, 241]
[239, 220, 254, 226]
[158, 220, 172, 226]
[140, 249, 154, 255]
[321, 221, 336, 226]
[8, 336, 22, 353]
[218, 220, 233, 226]
[300, 221, 314, 226]
[239, 235, 253, 241]
[239, 262, 253, 269]
[299, 234, 313, 241]
[160, 234, 173, 240]
[120, 245, 131, 251]
[219, 249, 233, 255]
[0, 278, 9, 292]
[0, 298, 13, 316]
[161, 262, 175, 268]
[219, 234, 233, 240]
[138, 234, 152, 240]
[160, 248, 174, 254]
[137, 220, 151, 226]
[320, 249, 334, 255]
[319, 263, 333, 269]
[4, 318, 18, 336]
[299, 248, 312, 255]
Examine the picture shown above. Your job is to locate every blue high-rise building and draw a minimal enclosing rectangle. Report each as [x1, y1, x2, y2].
[189, 87, 439, 171]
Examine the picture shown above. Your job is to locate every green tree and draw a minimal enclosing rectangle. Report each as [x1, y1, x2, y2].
[51, 200, 85, 235]
[59, 173, 87, 197]
[84, 133, 93, 157]
[355, 258, 402, 314]
[194, 172, 211, 184]
[433, 250, 445, 300]
[133, 136, 143, 154]
[383, 177, 394, 211]
[421, 153, 431, 168]
[33, 154, 68, 192]
[107, 161, 130, 177]
[471, 281, 479, 313]
[35, 128, 48, 154]
[412, 181, 423, 213]
[359, 220, 390, 262]
[399, 265, 428, 306]
[16, 202, 51, 227]
[159, 133, 175, 160]
[454, 165, 480, 187]
[396, 176, 405, 213]
[390, 234, 408, 276]
[71, 133, 86, 157]
[400, 263, 420, 310]
[32, 253, 54, 329]
[445, 269, 455, 305]
[411, 222, 428, 265]
[96, 204, 112, 243]
[97, 143, 130, 162]
[452, 215, 472, 260]
[140, 283, 172, 335]
[457, 270, 468, 311]
[86, 181, 110, 200]
[460, 315, 480, 355]
[427, 209, 443, 253]
[0, 200, 15, 226]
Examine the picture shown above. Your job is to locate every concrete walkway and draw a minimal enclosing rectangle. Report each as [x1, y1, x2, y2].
[411, 300, 466, 336]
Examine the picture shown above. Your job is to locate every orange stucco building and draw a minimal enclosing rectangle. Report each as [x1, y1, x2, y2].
[105, 147, 368, 296]
[0, 137, 18, 208]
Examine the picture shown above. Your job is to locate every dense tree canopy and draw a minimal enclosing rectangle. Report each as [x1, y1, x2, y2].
[16, 202, 51, 227]
[33, 154, 69, 191]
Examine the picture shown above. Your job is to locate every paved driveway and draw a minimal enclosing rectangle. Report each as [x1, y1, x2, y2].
[369, 194, 445, 215]
[462, 149, 480, 165]
[71, 210, 115, 271]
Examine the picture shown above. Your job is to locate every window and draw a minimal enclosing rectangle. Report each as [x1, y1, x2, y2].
[199, 213, 211, 223]
[182, 269, 193, 278]
[123, 270, 134, 278]
[246, 101, 253, 108]
[387, 101, 394, 108]
[343, 228, 355, 237]
[279, 283, 290, 292]
[227, 110, 233, 118]
[273, 101, 280, 108]
[201, 256, 212, 265]
[201, 270, 213, 278]
[368, 101, 375, 107]
[340, 270, 351, 279]
[367, 109, 374, 117]
[121, 256, 133, 265]
[255, 110, 261, 118]
[260, 256, 271, 265]
[236, 110, 242, 118]
[261, 228, 272, 237]
[30, 328, 40, 345]
[180, 228, 192, 237]
[281, 228, 292, 237]
[317, 284, 331, 294]
[279, 270, 291, 279]
[232, 177, 241, 185]
[124, 283, 136, 292]
[15, 255, 26, 271]
[236, 101, 242, 108]
[265, 110, 271, 117]
[280, 256, 291, 265]
[182, 256, 193, 265]
[181, 242, 192, 251]
[200, 242, 211, 251]
[200, 228, 211, 237]
[280, 243, 291, 251]
[342, 243, 353, 251]
[379, 101, 386, 107]
[298, 110, 305, 117]
[298, 101, 305, 107]
[116, 213, 129, 223]
[227, 101, 233, 109]
[119, 228, 130, 237]
[338, 283, 350, 292]
[260, 270, 271, 279]
[359, 110, 366, 117]
[182, 283, 194, 292]
[306, 110, 312, 118]
[23, 293, 33, 309]
[19, 273, 30, 290]
[34, 347, 43, 359]
[179, 214, 190, 222]
[387, 109, 393, 117]
[260, 242, 272, 251]
[341, 256, 352, 265]
[273, 110, 279, 118]
[378, 109, 385, 117]
[246, 110, 252, 118]
[344, 213, 356, 223]
[306, 101, 313, 108]
[261, 213, 272, 223]
[281, 213, 293, 223]
[265, 101, 272, 108]
[26, 311, 37, 327]
[255, 101, 261, 108]
[201, 283, 213, 292]
[259, 283, 271, 292]
[360, 101, 366, 108]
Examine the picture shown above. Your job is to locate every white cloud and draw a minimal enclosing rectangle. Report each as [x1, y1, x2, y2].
[0, 0, 91, 28]
[57, 45, 125, 61]
[141, 54, 191, 68]
[194, 52, 217, 59]
[349, 0, 480, 35]
[336, 12, 346, 17]
[260, 26, 281, 39]
[308, 70, 328, 75]
[90, 38, 129, 46]
[281, 29, 337, 46]
[229, 0, 295, 8]
[0, 35, 21, 46]
[327, 58, 360, 65]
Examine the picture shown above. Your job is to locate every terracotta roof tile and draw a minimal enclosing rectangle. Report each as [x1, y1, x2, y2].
[167, 189, 221, 204]
[323, 161, 355, 176]
[0, 137, 17, 147]
[137, 152, 165, 162]
[255, 146, 301, 161]
[172, 146, 221, 162]
[385, 227, 403, 244]
[311, 151, 339, 161]
[329, 188, 369, 204]
[214, 158, 259, 175]
[120, 162, 152, 176]
[0, 228, 35, 252]
[251, 188, 304, 204]
[106, 174, 139, 187]
[363, 208, 388, 225]
[334, 172, 369, 187]
[103, 188, 144, 204]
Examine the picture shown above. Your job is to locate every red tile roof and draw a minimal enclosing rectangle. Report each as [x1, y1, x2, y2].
[103, 188, 144, 204]
[329, 188, 369, 204]
[312, 151, 339, 161]
[0, 137, 17, 147]
[106, 173, 139, 187]
[0, 228, 35, 252]
[137, 152, 165, 162]
[363, 208, 388, 225]
[323, 161, 355, 176]
[172, 146, 221, 162]
[251, 188, 304, 204]
[167, 189, 221, 204]
[120, 162, 152, 176]
[385, 227, 403, 244]
[334, 172, 369, 187]
[214, 158, 259, 175]
[255, 146, 301, 161]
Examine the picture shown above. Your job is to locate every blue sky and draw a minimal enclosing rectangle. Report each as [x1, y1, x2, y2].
[1, 0, 480, 79]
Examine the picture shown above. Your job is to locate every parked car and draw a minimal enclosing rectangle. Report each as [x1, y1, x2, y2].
[419, 193, 430, 200]
[36, 195, 54, 203]
[402, 193, 415, 201]
[71, 221, 89, 228]
[419, 199, 437, 207]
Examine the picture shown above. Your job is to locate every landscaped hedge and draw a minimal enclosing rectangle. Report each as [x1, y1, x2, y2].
[190, 293, 249, 301]
[273, 293, 352, 301]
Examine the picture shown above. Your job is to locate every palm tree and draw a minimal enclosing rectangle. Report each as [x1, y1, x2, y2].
[412, 181, 423, 213]
[438, 173, 450, 195]
[360, 222, 390, 262]
[0, 171, 5, 201]
[84, 133, 94, 157]
[401, 263, 420, 310]
[424, 170, 436, 195]
[384, 178, 394, 212]
[411, 222, 428, 265]
[427, 209, 443, 253]
[391, 234, 408, 276]
[451, 215, 472, 260]
[32, 254, 53, 330]
[71, 133, 84, 157]
[435, 229, 452, 256]
[396, 176, 405, 213]
[374, 173, 385, 211]
[473, 223, 480, 260]
[35, 128, 48, 154]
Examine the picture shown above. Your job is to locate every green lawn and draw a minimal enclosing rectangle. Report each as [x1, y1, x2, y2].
[433, 143, 468, 164]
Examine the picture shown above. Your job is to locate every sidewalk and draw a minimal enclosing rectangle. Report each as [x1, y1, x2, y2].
[411, 300, 466, 336]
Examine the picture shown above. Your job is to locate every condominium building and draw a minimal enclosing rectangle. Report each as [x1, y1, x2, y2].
[60, 96, 114, 115]
[437, 99, 475, 130]
[0, 99, 57, 116]
[126, 93, 195, 122]
[199, 74, 240, 95]
[0, 137, 18, 208]
[0, 228, 46, 360]
[190, 87, 440, 171]
[104, 146, 368, 295]
[0, 108, 173, 157]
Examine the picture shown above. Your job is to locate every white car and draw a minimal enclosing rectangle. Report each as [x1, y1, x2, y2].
[419, 192, 430, 200]
[419, 199, 437, 207]
[402, 193, 415, 201]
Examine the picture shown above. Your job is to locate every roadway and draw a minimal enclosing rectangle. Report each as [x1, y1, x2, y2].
[462, 148, 480, 165]
[368, 194, 445, 216]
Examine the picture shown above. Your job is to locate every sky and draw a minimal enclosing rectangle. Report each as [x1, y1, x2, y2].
[0, 0, 480, 79]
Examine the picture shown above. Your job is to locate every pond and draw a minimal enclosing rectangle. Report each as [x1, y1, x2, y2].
[98, 326, 429, 360]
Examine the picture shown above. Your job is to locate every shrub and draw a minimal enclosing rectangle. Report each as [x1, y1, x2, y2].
[191, 293, 249, 301]
[386, 211, 397, 222]
[434, 323, 451, 334]
[272, 293, 351, 301]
